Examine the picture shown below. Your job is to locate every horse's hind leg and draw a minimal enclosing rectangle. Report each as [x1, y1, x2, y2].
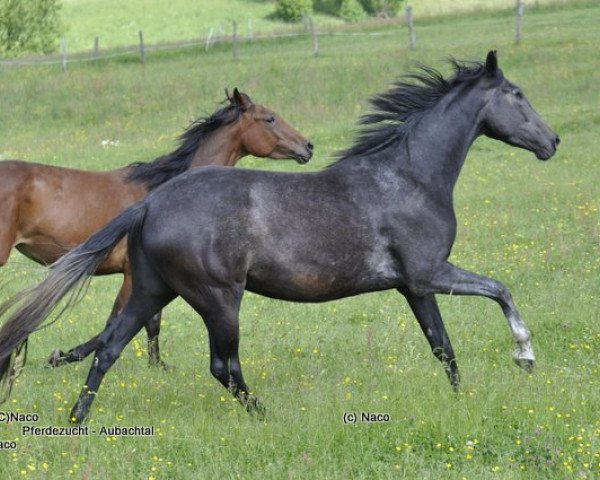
[430, 262, 534, 372]
[183, 285, 263, 416]
[69, 276, 175, 423]
[117, 262, 169, 368]
[145, 311, 166, 368]
[48, 274, 132, 366]
[400, 290, 460, 390]
[49, 264, 169, 368]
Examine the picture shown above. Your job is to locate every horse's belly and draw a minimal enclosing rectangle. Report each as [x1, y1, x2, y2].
[246, 262, 400, 303]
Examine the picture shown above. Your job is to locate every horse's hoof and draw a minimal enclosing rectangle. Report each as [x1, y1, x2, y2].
[69, 410, 86, 424]
[246, 396, 266, 420]
[148, 359, 174, 371]
[513, 356, 534, 373]
[46, 349, 67, 368]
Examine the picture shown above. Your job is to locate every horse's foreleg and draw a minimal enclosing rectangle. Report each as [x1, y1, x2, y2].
[0, 191, 18, 267]
[399, 290, 460, 390]
[428, 262, 534, 372]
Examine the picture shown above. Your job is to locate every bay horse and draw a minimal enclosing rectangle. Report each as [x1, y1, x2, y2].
[0, 52, 559, 423]
[0, 89, 313, 370]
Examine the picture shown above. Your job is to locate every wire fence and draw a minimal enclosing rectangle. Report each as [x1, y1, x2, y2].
[0, 25, 404, 69]
[0, 1, 569, 71]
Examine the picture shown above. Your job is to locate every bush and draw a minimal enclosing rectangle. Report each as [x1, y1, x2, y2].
[0, 0, 63, 57]
[313, 0, 341, 16]
[359, 0, 404, 17]
[312, 0, 404, 21]
[340, 0, 367, 22]
[274, 0, 313, 23]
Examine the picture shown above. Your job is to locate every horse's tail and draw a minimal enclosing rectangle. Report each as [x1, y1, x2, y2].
[0, 202, 148, 401]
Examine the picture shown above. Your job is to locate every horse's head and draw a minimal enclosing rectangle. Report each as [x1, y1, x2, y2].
[227, 88, 313, 164]
[479, 51, 560, 160]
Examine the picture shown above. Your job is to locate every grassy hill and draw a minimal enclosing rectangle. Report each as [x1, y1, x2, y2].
[58, 0, 566, 53]
[59, 0, 342, 53]
[0, 1, 598, 478]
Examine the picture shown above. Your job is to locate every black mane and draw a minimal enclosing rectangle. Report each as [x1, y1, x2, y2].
[336, 59, 488, 161]
[127, 104, 242, 190]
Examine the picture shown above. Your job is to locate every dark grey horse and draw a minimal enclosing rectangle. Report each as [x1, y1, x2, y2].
[0, 51, 559, 423]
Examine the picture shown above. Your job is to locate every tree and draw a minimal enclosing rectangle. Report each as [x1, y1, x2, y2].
[0, 0, 63, 57]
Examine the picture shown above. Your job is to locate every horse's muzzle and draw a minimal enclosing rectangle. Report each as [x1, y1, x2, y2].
[535, 134, 560, 161]
[294, 141, 314, 164]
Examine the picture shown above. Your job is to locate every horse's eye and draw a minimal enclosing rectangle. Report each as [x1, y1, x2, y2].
[265, 116, 275, 124]
[512, 89, 523, 99]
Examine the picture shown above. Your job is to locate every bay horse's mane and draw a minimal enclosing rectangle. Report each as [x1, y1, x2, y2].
[336, 59, 488, 162]
[127, 103, 242, 190]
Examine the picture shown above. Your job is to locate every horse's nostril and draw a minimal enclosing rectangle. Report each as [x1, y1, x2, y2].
[307, 141, 314, 151]
[555, 135, 561, 146]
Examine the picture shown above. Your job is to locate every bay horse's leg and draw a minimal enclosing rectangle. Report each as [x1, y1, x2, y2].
[429, 262, 534, 371]
[0, 190, 18, 267]
[399, 290, 460, 390]
[145, 311, 166, 368]
[49, 267, 169, 368]
[47, 275, 131, 366]
[183, 286, 263, 416]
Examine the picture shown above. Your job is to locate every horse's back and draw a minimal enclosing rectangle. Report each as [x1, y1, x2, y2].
[137, 166, 401, 301]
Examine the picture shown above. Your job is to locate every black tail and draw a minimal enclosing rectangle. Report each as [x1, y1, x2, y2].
[0, 202, 148, 401]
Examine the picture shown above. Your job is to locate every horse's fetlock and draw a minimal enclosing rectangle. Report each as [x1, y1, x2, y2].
[210, 359, 228, 381]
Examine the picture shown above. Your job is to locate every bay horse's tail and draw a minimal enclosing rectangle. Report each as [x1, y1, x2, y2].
[0, 202, 148, 401]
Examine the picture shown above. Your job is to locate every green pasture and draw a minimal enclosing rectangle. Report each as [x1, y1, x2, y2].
[0, 1, 598, 478]
[59, 0, 343, 53]
[57, 0, 564, 54]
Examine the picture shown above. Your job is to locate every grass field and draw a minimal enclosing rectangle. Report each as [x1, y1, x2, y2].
[57, 0, 565, 53]
[59, 0, 343, 53]
[0, 0, 598, 478]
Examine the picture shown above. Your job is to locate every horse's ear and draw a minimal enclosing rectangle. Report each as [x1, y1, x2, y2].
[232, 88, 253, 111]
[485, 50, 498, 76]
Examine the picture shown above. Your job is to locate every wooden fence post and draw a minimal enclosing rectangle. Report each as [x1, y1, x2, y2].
[61, 37, 67, 72]
[405, 5, 416, 50]
[93, 37, 99, 61]
[309, 17, 319, 57]
[515, 0, 525, 45]
[139, 30, 146, 65]
[205, 27, 214, 51]
[232, 20, 239, 61]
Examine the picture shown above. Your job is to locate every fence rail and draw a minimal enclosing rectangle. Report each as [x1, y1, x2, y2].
[0, 4, 562, 70]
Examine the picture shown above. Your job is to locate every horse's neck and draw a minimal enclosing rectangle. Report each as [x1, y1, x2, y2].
[403, 88, 485, 197]
[189, 125, 244, 168]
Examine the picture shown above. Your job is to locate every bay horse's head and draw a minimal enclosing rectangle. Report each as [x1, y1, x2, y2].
[479, 51, 560, 160]
[226, 88, 314, 164]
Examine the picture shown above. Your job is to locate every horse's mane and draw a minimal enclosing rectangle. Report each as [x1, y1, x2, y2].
[335, 59, 488, 162]
[127, 103, 242, 190]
